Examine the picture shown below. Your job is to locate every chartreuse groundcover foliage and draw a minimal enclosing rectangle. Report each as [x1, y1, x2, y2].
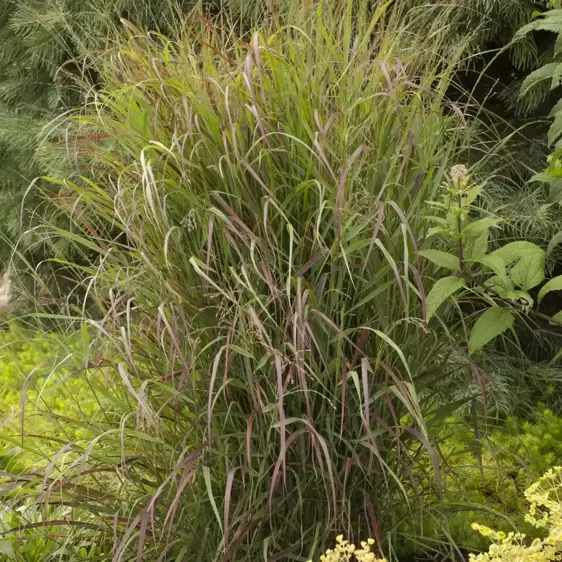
[400, 409, 562, 552]
[471, 467, 562, 562]
[311, 466, 562, 562]
[0, 324, 110, 560]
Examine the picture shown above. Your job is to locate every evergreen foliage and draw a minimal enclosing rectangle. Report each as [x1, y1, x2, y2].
[0, 0, 191, 267]
[462, 0, 547, 72]
[516, 4, 562, 278]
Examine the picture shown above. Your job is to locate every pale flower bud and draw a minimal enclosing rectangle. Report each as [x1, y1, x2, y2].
[450, 164, 469, 184]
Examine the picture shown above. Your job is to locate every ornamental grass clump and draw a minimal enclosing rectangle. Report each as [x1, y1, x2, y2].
[2, 1, 489, 560]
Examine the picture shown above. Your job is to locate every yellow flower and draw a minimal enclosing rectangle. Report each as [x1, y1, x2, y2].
[470, 467, 562, 562]
[312, 537, 386, 562]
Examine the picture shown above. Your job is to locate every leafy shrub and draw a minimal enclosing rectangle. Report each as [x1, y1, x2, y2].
[418, 163, 562, 365]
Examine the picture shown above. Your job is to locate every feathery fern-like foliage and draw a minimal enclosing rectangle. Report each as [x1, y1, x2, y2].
[0, 0, 193, 271]
[516, 4, 562, 236]
[515, 4, 562, 115]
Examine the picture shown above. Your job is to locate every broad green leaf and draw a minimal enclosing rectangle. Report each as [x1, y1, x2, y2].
[426, 276, 466, 321]
[463, 230, 488, 260]
[519, 62, 560, 96]
[446, 212, 458, 233]
[462, 217, 497, 261]
[463, 184, 484, 205]
[472, 254, 507, 283]
[485, 275, 511, 293]
[538, 275, 562, 304]
[468, 307, 515, 355]
[516, 12, 562, 40]
[490, 241, 544, 265]
[418, 249, 459, 271]
[427, 227, 451, 238]
[462, 218, 500, 236]
[530, 171, 556, 184]
[424, 215, 449, 227]
[511, 250, 545, 291]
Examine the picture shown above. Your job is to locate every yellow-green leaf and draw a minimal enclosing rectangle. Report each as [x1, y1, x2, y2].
[551, 310, 562, 325]
[511, 251, 545, 291]
[472, 255, 508, 284]
[490, 242, 543, 265]
[418, 249, 459, 271]
[538, 275, 562, 304]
